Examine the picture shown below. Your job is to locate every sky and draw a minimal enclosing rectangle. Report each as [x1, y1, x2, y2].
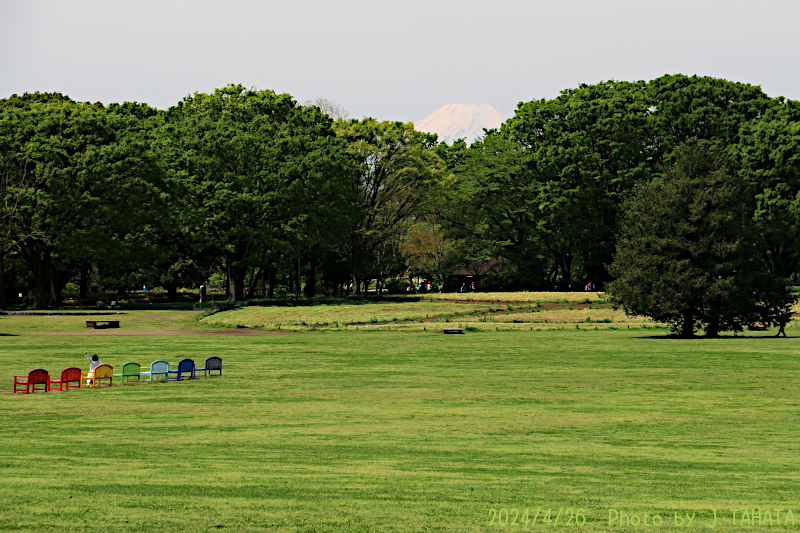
[2, 0, 800, 123]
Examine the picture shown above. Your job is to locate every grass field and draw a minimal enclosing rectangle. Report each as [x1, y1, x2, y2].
[1, 299, 799, 532]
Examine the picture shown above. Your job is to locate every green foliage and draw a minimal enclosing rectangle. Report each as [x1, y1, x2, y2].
[4, 76, 800, 316]
[0, 94, 170, 307]
[736, 99, 800, 278]
[444, 75, 792, 292]
[382, 278, 408, 294]
[335, 118, 445, 294]
[448, 80, 653, 288]
[647, 74, 774, 153]
[160, 85, 358, 301]
[608, 140, 793, 336]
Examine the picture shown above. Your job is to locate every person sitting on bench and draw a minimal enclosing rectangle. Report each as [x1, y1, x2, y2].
[84, 351, 103, 384]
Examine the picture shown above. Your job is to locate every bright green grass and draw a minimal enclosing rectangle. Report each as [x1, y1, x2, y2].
[1, 324, 799, 531]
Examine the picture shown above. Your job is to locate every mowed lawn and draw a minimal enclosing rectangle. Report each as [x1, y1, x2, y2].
[1, 317, 799, 531]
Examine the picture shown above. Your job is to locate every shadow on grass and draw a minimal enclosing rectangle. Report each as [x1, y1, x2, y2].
[636, 334, 794, 339]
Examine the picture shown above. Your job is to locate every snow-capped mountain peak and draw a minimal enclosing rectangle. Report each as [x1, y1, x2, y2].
[414, 103, 507, 145]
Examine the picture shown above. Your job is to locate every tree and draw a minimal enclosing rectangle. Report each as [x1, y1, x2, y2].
[0, 154, 41, 308]
[0, 94, 170, 307]
[647, 75, 774, 156]
[448, 80, 653, 288]
[161, 85, 357, 301]
[400, 215, 457, 281]
[607, 140, 791, 337]
[302, 97, 350, 120]
[335, 119, 445, 296]
[736, 98, 800, 278]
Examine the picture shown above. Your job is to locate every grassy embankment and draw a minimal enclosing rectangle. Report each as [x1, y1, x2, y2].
[201, 292, 662, 332]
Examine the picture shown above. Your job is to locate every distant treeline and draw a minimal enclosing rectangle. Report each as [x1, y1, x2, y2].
[2, 75, 799, 309]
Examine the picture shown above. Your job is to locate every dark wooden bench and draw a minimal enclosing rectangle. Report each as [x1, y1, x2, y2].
[86, 320, 120, 329]
[442, 328, 465, 334]
[197, 356, 222, 378]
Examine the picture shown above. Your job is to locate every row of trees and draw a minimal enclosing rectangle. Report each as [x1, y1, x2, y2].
[2, 75, 800, 335]
[0, 86, 445, 307]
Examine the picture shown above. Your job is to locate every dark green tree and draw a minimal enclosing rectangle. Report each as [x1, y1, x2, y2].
[0, 94, 169, 307]
[608, 140, 792, 337]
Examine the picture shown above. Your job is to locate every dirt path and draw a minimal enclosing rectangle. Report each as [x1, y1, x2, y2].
[34, 328, 284, 336]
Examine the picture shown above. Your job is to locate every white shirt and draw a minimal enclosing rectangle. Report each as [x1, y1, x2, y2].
[85, 352, 103, 372]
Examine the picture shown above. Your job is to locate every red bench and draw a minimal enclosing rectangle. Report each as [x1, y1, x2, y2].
[442, 328, 465, 334]
[13, 369, 50, 394]
[49, 367, 83, 390]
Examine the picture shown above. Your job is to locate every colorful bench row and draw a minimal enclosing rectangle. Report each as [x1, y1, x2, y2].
[12, 357, 222, 393]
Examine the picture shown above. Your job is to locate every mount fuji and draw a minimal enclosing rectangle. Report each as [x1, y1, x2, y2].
[414, 103, 508, 145]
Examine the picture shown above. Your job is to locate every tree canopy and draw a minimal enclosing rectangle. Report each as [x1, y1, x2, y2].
[2, 75, 800, 330]
[607, 140, 793, 337]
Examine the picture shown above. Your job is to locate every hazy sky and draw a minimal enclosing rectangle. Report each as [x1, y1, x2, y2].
[2, 0, 799, 122]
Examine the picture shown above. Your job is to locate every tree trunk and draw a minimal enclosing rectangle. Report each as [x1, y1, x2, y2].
[304, 260, 316, 298]
[705, 317, 720, 338]
[225, 256, 246, 302]
[48, 263, 65, 308]
[680, 313, 694, 338]
[295, 257, 302, 299]
[247, 267, 260, 298]
[0, 252, 8, 310]
[0, 252, 6, 310]
[164, 281, 178, 302]
[79, 264, 90, 299]
[346, 233, 363, 297]
[32, 249, 51, 309]
[264, 266, 276, 299]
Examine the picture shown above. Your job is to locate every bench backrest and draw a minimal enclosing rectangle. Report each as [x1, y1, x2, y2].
[94, 364, 113, 379]
[205, 357, 222, 371]
[28, 369, 49, 384]
[121, 362, 141, 376]
[61, 367, 82, 382]
[177, 358, 195, 372]
[150, 360, 170, 376]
